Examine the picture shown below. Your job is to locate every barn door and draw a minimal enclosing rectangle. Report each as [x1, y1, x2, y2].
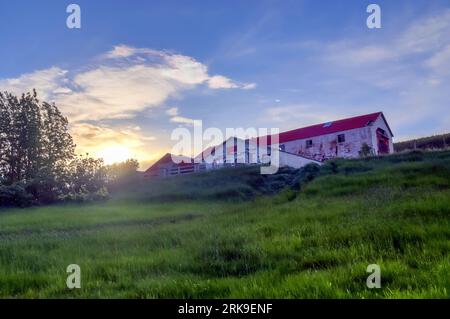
[376, 128, 390, 154]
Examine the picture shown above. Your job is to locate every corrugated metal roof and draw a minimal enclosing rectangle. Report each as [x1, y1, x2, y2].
[276, 112, 385, 143]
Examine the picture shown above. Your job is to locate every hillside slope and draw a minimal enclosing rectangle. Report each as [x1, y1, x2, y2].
[0, 150, 449, 298]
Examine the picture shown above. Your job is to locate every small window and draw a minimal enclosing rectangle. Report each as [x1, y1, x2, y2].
[306, 140, 313, 148]
[323, 122, 333, 128]
[338, 134, 345, 143]
[280, 144, 285, 151]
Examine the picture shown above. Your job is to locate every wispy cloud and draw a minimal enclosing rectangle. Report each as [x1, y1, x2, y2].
[0, 45, 257, 165]
[207, 75, 256, 89]
[1, 45, 256, 122]
[169, 116, 196, 125]
[315, 9, 450, 138]
[261, 104, 344, 131]
[165, 106, 196, 125]
[0, 67, 68, 101]
[165, 107, 179, 117]
[326, 9, 450, 68]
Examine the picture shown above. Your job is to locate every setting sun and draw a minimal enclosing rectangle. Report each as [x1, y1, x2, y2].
[97, 146, 132, 165]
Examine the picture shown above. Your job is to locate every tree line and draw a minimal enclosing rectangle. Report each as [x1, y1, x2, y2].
[0, 90, 139, 207]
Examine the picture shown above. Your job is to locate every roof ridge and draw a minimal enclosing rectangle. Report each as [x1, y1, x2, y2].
[280, 111, 383, 135]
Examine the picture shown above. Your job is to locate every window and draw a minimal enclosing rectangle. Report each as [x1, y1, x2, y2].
[323, 122, 333, 128]
[280, 144, 285, 151]
[306, 140, 313, 148]
[338, 134, 345, 143]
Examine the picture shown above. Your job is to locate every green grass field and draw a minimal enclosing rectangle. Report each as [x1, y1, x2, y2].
[1, 150, 449, 298]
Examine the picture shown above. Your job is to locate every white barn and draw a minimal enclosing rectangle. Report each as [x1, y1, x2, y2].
[275, 111, 394, 162]
[145, 112, 394, 177]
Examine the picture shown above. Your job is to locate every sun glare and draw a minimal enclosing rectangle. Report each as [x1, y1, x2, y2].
[97, 146, 132, 165]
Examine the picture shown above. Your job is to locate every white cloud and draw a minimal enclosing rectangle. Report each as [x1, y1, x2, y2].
[207, 74, 256, 89]
[166, 107, 179, 116]
[316, 9, 450, 138]
[242, 82, 257, 90]
[164, 106, 196, 125]
[1, 45, 256, 122]
[326, 9, 450, 68]
[170, 116, 196, 125]
[397, 9, 450, 54]
[0, 67, 68, 100]
[59, 64, 181, 121]
[207, 75, 238, 89]
[326, 42, 396, 65]
[104, 44, 139, 58]
[426, 44, 450, 76]
[0, 45, 256, 166]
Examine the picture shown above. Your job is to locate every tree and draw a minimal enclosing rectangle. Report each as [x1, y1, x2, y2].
[66, 154, 108, 201]
[0, 90, 105, 206]
[106, 159, 139, 189]
[0, 90, 75, 187]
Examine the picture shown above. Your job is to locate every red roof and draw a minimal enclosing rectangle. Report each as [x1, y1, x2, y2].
[145, 153, 193, 173]
[259, 112, 392, 144]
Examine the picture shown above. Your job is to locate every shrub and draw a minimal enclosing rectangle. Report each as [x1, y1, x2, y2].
[24, 176, 59, 205]
[59, 186, 110, 203]
[359, 143, 373, 157]
[291, 163, 321, 190]
[0, 183, 34, 207]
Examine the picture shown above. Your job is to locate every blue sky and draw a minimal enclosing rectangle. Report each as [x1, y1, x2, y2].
[1, 0, 449, 168]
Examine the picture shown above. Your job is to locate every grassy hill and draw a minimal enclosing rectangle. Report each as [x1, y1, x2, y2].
[0, 150, 449, 298]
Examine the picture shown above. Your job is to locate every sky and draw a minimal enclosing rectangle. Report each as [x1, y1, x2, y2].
[1, 0, 449, 169]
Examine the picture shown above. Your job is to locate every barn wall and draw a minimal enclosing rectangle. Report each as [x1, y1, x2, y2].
[281, 127, 374, 161]
[278, 151, 322, 168]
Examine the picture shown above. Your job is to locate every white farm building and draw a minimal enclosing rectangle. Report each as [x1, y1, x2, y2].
[145, 112, 394, 177]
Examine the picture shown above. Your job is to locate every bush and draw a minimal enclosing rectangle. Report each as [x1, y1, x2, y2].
[0, 183, 34, 207]
[291, 163, 321, 190]
[24, 176, 59, 205]
[359, 142, 373, 157]
[59, 186, 110, 203]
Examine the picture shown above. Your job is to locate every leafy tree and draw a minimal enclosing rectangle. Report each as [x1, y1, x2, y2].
[0, 91, 75, 187]
[105, 159, 140, 191]
[64, 154, 109, 202]
[0, 90, 108, 206]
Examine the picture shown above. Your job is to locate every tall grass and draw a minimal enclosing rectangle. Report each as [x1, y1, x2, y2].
[0, 150, 449, 298]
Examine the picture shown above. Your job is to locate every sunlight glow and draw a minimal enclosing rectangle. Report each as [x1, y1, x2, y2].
[97, 146, 132, 165]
